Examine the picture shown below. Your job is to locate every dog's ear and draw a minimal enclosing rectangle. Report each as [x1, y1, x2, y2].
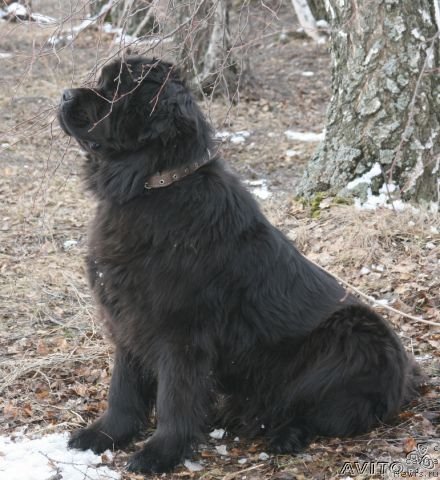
[140, 82, 199, 144]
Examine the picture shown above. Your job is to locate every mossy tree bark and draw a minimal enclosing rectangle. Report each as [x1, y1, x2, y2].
[297, 0, 440, 207]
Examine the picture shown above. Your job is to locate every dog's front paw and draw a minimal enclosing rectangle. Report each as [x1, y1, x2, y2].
[68, 412, 142, 453]
[68, 425, 116, 453]
[126, 440, 182, 474]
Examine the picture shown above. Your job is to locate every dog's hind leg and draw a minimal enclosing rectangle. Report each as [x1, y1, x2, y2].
[267, 417, 313, 453]
[267, 305, 415, 453]
[69, 348, 156, 453]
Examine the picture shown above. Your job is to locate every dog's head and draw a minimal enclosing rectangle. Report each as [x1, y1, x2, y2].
[58, 57, 207, 156]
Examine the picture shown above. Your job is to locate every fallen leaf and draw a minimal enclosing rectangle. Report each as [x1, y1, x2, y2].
[403, 437, 417, 454]
[36, 341, 49, 355]
[3, 403, 18, 419]
[22, 403, 33, 417]
[101, 453, 110, 463]
[200, 450, 215, 458]
[399, 411, 415, 421]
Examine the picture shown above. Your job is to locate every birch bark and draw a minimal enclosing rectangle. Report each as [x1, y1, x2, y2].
[298, 0, 440, 207]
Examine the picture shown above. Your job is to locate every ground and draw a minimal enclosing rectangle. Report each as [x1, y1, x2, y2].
[0, 2, 439, 480]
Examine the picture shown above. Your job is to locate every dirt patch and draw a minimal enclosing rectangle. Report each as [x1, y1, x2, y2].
[0, 3, 439, 480]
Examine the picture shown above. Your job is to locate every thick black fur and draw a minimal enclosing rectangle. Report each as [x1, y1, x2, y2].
[58, 57, 421, 474]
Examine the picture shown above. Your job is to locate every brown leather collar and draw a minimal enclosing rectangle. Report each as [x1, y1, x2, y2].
[144, 149, 212, 190]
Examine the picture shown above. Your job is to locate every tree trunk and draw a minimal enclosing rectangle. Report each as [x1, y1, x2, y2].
[297, 1, 440, 207]
[290, 0, 326, 42]
[307, 0, 327, 21]
[90, 0, 155, 36]
[168, 0, 252, 98]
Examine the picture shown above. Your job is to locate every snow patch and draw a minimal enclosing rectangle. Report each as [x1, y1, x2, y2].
[230, 132, 250, 144]
[346, 164, 419, 211]
[184, 459, 204, 472]
[114, 32, 135, 45]
[209, 428, 225, 440]
[316, 19, 330, 29]
[376, 298, 390, 306]
[284, 130, 324, 142]
[346, 162, 382, 190]
[244, 179, 272, 200]
[6, 2, 27, 17]
[215, 130, 231, 139]
[350, 174, 424, 212]
[75, 18, 96, 32]
[0, 3, 54, 22]
[354, 189, 409, 211]
[63, 239, 78, 250]
[215, 445, 228, 456]
[286, 149, 300, 157]
[0, 432, 119, 480]
[215, 130, 251, 144]
[415, 354, 433, 362]
[31, 13, 56, 24]
[411, 28, 425, 41]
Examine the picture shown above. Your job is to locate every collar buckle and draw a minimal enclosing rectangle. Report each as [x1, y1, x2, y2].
[144, 149, 214, 191]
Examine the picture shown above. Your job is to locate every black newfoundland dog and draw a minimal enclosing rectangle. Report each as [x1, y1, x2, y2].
[58, 57, 420, 474]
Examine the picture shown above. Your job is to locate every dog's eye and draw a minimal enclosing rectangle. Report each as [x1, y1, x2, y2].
[90, 142, 101, 150]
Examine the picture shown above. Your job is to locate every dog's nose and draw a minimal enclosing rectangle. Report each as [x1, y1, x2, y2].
[62, 89, 75, 102]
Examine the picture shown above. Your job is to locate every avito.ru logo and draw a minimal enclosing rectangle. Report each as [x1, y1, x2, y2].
[339, 442, 439, 477]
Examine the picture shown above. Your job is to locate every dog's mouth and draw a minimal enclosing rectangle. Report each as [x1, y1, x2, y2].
[59, 95, 90, 129]
[58, 111, 103, 154]
[57, 106, 73, 137]
[58, 89, 105, 152]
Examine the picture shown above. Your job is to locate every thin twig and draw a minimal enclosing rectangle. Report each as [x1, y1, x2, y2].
[222, 463, 266, 480]
[45, 317, 83, 331]
[307, 258, 440, 327]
